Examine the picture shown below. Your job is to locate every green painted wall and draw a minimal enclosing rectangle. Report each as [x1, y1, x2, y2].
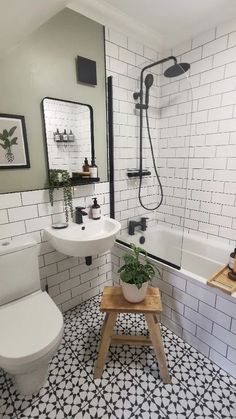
[0, 8, 107, 193]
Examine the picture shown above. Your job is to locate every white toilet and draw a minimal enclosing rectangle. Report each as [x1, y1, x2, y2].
[0, 238, 64, 396]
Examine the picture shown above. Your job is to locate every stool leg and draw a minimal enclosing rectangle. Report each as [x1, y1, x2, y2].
[94, 312, 117, 379]
[100, 313, 109, 335]
[145, 313, 170, 384]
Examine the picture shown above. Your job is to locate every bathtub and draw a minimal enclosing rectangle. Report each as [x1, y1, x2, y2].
[117, 224, 232, 289]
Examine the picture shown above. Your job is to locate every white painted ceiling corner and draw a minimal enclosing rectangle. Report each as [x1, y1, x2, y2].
[67, 0, 163, 51]
[0, 0, 68, 57]
[69, 0, 236, 52]
[1, 0, 236, 59]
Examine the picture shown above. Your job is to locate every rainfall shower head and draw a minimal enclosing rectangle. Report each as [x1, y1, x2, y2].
[133, 56, 190, 109]
[144, 73, 154, 107]
[164, 62, 190, 78]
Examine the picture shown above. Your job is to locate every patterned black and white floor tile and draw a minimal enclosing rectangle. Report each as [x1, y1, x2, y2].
[48, 344, 79, 387]
[109, 344, 145, 367]
[171, 355, 215, 398]
[19, 389, 65, 419]
[185, 346, 220, 374]
[64, 307, 105, 339]
[7, 379, 52, 417]
[115, 312, 149, 336]
[0, 384, 15, 419]
[123, 356, 162, 393]
[188, 403, 220, 419]
[133, 401, 167, 419]
[97, 370, 148, 418]
[0, 368, 6, 386]
[218, 367, 236, 388]
[202, 375, 236, 419]
[150, 375, 198, 418]
[1, 293, 236, 419]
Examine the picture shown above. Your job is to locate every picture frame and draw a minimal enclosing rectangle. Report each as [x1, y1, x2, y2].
[0, 113, 30, 169]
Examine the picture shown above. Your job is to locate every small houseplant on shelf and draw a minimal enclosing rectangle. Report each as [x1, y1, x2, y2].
[118, 244, 156, 303]
[49, 169, 73, 223]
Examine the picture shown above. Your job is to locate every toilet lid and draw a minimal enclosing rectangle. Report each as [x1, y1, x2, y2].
[0, 291, 64, 366]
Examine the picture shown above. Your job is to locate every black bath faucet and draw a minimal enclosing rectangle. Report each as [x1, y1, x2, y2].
[128, 217, 149, 235]
[75, 207, 87, 225]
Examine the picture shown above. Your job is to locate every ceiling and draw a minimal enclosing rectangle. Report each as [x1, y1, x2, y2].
[1, 0, 236, 56]
[0, 0, 68, 56]
[69, 0, 236, 50]
[103, 0, 236, 47]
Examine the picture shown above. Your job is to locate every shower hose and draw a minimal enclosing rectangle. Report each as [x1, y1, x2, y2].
[138, 108, 164, 211]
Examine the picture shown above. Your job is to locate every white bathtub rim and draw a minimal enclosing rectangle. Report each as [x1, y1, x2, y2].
[115, 241, 236, 301]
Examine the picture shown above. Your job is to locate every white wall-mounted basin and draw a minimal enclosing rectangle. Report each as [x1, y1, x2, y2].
[44, 217, 121, 257]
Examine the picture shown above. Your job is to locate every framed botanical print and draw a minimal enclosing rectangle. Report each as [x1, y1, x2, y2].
[0, 113, 30, 169]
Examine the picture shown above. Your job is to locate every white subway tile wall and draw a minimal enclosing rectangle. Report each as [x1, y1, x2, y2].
[0, 185, 112, 312]
[106, 28, 165, 232]
[106, 23, 236, 247]
[106, 23, 236, 377]
[160, 24, 236, 244]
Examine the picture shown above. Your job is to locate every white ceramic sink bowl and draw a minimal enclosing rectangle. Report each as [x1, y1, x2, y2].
[44, 217, 121, 257]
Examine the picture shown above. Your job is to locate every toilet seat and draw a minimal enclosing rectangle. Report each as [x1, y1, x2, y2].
[0, 291, 63, 369]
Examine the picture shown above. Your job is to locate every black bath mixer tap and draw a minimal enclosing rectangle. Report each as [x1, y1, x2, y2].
[128, 217, 149, 235]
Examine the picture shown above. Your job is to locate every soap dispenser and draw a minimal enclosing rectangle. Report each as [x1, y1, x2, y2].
[83, 157, 90, 172]
[229, 248, 236, 270]
[68, 130, 75, 142]
[54, 129, 60, 142]
[62, 129, 68, 141]
[91, 198, 101, 220]
[90, 158, 98, 179]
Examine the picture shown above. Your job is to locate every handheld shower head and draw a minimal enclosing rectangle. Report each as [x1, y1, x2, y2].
[144, 73, 154, 107]
[145, 73, 154, 89]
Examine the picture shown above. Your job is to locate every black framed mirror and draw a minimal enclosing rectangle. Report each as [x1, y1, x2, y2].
[42, 97, 96, 182]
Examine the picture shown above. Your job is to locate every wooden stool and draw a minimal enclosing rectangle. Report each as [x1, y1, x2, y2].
[94, 286, 170, 383]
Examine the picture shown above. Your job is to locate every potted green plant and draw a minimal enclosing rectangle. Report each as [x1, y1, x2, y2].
[118, 244, 156, 303]
[49, 169, 73, 223]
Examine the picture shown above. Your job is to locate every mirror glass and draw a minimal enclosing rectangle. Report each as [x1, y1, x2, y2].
[43, 98, 94, 176]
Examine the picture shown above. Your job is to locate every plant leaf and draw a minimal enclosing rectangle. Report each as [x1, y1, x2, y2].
[119, 243, 156, 288]
[0, 143, 8, 149]
[3, 129, 8, 138]
[8, 126, 17, 136]
[10, 137, 18, 145]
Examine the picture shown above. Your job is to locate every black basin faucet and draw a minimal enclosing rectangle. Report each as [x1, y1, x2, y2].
[75, 207, 87, 225]
[128, 217, 149, 235]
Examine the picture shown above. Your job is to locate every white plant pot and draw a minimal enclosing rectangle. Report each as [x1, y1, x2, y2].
[57, 173, 63, 183]
[121, 280, 148, 303]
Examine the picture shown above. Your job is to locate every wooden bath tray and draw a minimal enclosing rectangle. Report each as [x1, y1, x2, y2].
[207, 265, 236, 295]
